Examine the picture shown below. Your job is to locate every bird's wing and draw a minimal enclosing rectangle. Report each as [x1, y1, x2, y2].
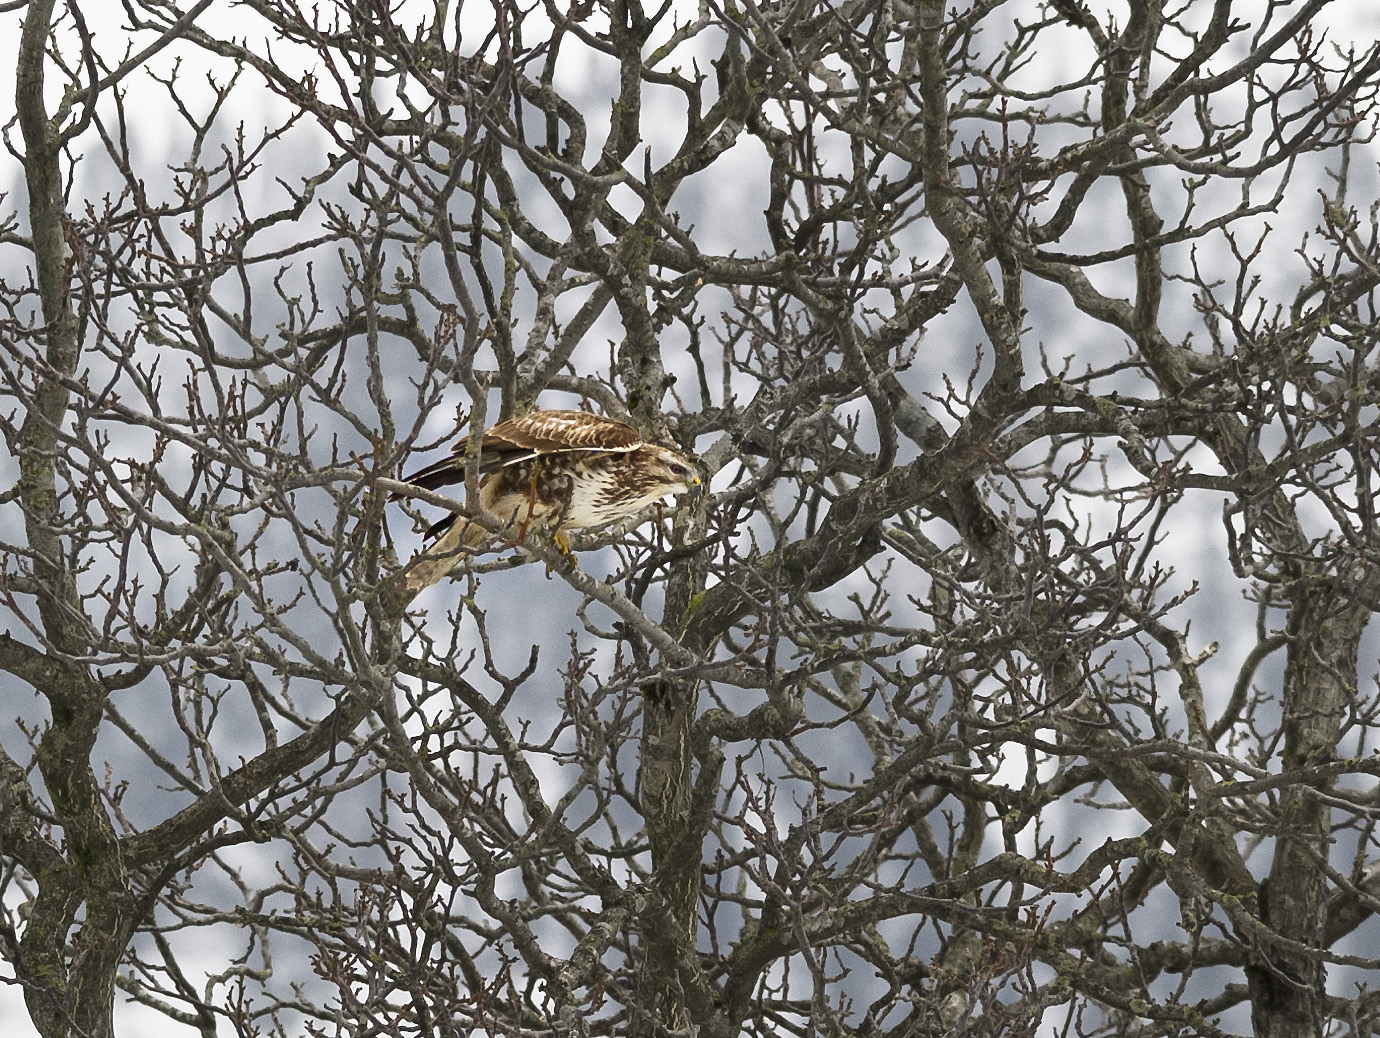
[402, 410, 643, 492]
[486, 410, 643, 455]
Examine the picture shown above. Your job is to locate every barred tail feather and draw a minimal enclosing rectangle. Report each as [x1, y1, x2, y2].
[421, 513, 493, 547]
[404, 517, 489, 593]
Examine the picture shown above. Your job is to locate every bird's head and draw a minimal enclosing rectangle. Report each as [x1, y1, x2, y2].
[642, 444, 702, 496]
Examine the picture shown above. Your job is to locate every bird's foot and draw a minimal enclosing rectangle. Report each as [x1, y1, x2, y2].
[544, 530, 577, 577]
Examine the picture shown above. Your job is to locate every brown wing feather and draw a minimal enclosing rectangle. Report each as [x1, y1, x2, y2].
[401, 410, 644, 493]
[486, 410, 642, 453]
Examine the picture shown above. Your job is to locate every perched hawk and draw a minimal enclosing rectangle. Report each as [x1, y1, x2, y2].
[398, 409, 700, 592]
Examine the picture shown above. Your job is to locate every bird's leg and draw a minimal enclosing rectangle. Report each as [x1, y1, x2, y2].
[515, 462, 541, 542]
[540, 475, 578, 572]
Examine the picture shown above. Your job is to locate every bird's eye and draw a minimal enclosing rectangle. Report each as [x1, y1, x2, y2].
[670, 463, 691, 478]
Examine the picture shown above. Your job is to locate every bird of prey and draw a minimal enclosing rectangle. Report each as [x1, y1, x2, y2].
[397, 409, 700, 592]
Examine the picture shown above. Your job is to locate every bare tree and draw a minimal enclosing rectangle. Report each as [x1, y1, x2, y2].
[3, 1, 1380, 1036]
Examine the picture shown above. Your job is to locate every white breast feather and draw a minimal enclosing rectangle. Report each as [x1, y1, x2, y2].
[564, 466, 625, 528]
